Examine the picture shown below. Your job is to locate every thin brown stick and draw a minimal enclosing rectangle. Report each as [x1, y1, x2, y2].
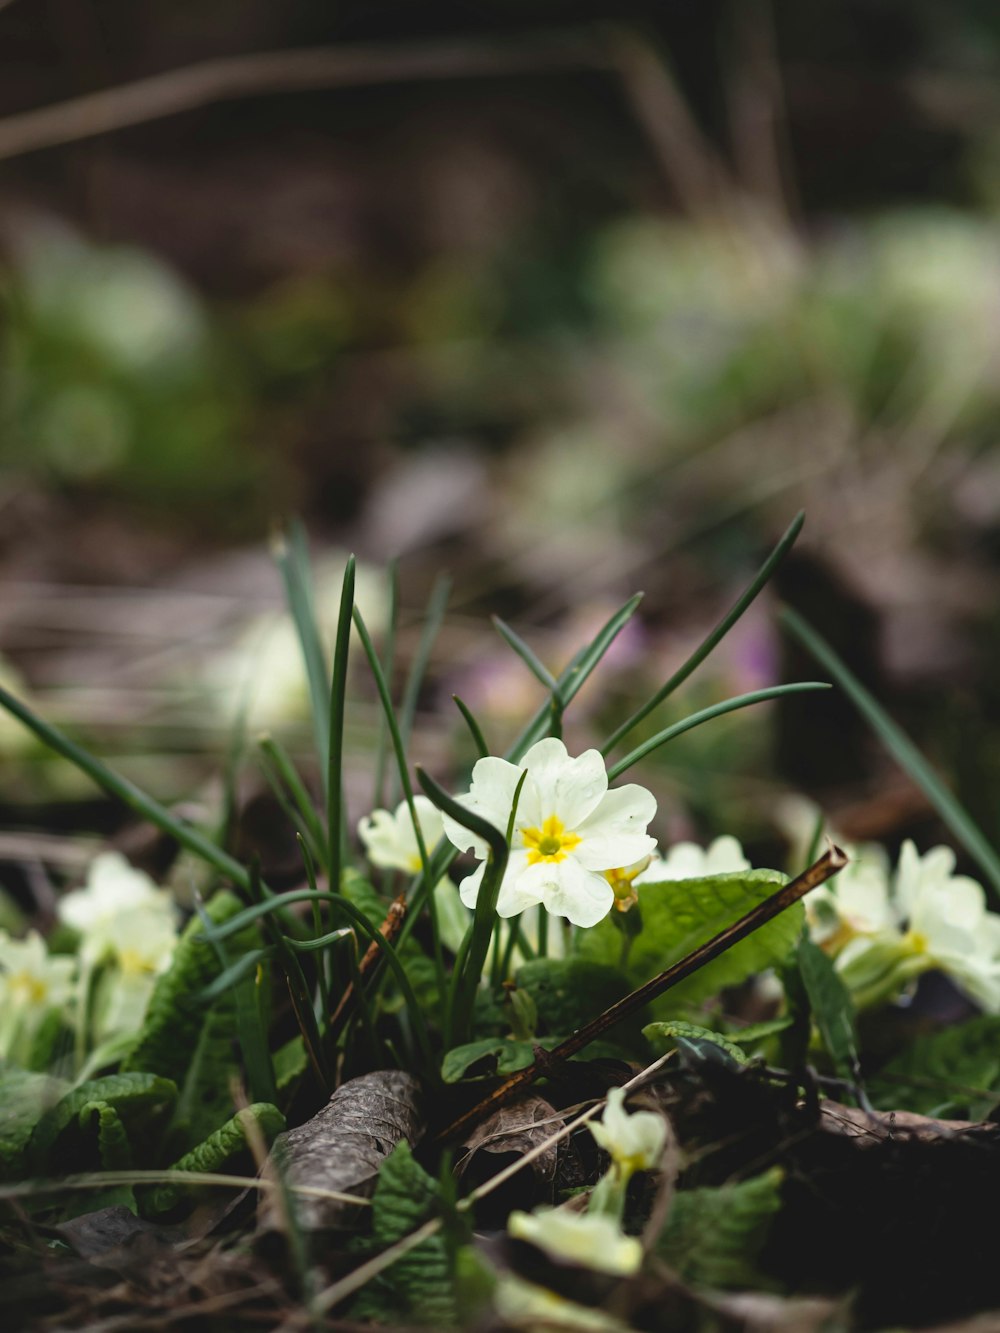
[436, 844, 848, 1144]
[0, 35, 612, 163]
[327, 892, 407, 1039]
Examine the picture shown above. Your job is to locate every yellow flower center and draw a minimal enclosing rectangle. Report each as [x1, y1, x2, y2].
[9, 971, 48, 1004]
[117, 947, 156, 976]
[522, 814, 581, 865]
[903, 929, 929, 955]
[602, 858, 651, 912]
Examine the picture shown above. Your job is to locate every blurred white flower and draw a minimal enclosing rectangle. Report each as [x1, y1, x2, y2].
[358, 796, 443, 874]
[442, 738, 656, 928]
[636, 834, 750, 884]
[808, 839, 1000, 1013]
[494, 1273, 631, 1331]
[0, 929, 76, 1062]
[58, 852, 178, 967]
[508, 1207, 643, 1276]
[589, 1087, 667, 1177]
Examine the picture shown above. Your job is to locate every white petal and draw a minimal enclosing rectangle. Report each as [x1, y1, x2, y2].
[496, 850, 547, 917]
[457, 861, 487, 910]
[575, 832, 657, 872]
[519, 739, 608, 829]
[519, 857, 614, 927]
[408, 796, 444, 852]
[357, 808, 415, 872]
[575, 784, 656, 842]
[441, 756, 522, 857]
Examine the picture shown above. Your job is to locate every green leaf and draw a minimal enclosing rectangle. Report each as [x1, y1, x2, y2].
[441, 1037, 539, 1084]
[124, 890, 253, 1085]
[273, 1034, 309, 1092]
[643, 1021, 749, 1064]
[657, 1168, 784, 1289]
[144, 1102, 285, 1217]
[514, 958, 636, 1043]
[869, 1015, 1000, 1120]
[26, 1072, 177, 1175]
[0, 1067, 69, 1181]
[796, 936, 859, 1079]
[577, 870, 802, 1017]
[352, 1140, 455, 1327]
[89, 1103, 133, 1169]
[124, 891, 261, 1155]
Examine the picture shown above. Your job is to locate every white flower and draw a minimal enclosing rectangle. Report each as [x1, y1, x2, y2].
[0, 930, 77, 1061]
[891, 842, 1000, 1012]
[442, 738, 656, 928]
[589, 1087, 667, 1175]
[59, 851, 179, 972]
[357, 796, 443, 874]
[805, 844, 895, 953]
[508, 1207, 643, 1276]
[636, 834, 750, 884]
[494, 1274, 632, 1331]
[810, 839, 1000, 1013]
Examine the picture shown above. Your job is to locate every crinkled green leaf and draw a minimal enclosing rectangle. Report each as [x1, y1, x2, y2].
[514, 959, 636, 1043]
[273, 1034, 309, 1092]
[124, 890, 253, 1083]
[727, 1016, 794, 1046]
[89, 1103, 133, 1169]
[351, 1140, 454, 1327]
[657, 1168, 784, 1290]
[123, 890, 259, 1155]
[0, 1066, 69, 1181]
[643, 1020, 749, 1064]
[578, 870, 800, 1017]
[442, 1037, 539, 1084]
[166, 1001, 242, 1158]
[869, 1015, 1000, 1120]
[144, 1102, 285, 1217]
[796, 936, 859, 1079]
[27, 1072, 177, 1175]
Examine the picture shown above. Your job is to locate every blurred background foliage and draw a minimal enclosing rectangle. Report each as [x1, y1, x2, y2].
[3, 0, 1000, 887]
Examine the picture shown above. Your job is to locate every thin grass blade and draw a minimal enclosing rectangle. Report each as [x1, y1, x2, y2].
[452, 695, 489, 758]
[602, 512, 804, 756]
[492, 615, 560, 696]
[508, 592, 643, 761]
[272, 521, 331, 783]
[327, 554, 356, 890]
[782, 604, 1000, 898]
[0, 681, 251, 891]
[606, 681, 830, 781]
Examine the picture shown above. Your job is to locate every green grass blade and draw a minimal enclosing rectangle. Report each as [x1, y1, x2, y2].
[327, 554, 356, 892]
[353, 607, 447, 999]
[258, 734, 329, 871]
[492, 615, 560, 696]
[272, 521, 331, 784]
[602, 513, 804, 756]
[782, 605, 1000, 899]
[0, 680, 251, 891]
[606, 681, 831, 782]
[396, 574, 452, 778]
[373, 559, 400, 811]
[417, 766, 514, 1046]
[452, 695, 489, 759]
[298, 833, 332, 1018]
[507, 592, 643, 761]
